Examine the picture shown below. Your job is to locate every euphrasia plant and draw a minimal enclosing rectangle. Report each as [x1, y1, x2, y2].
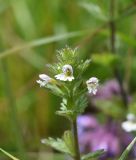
[37, 46, 100, 160]
[36, 47, 136, 160]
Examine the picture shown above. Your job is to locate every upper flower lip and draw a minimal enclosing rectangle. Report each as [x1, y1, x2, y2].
[39, 74, 51, 81]
[86, 77, 99, 84]
[62, 64, 73, 76]
[37, 74, 52, 87]
[55, 64, 74, 82]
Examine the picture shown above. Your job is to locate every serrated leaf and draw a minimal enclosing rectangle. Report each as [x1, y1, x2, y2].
[41, 134, 75, 157]
[118, 137, 136, 160]
[82, 149, 105, 160]
[56, 109, 73, 120]
[63, 131, 75, 156]
[56, 47, 79, 66]
[77, 59, 91, 75]
[60, 98, 67, 110]
[74, 93, 88, 114]
[0, 148, 20, 160]
[79, 2, 107, 21]
[41, 137, 73, 156]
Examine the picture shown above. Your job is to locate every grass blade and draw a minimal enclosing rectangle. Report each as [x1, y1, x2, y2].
[0, 31, 85, 59]
[0, 148, 20, 160]
[118, 137, 136, 160]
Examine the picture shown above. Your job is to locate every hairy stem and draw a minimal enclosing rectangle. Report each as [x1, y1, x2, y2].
[109, 0, 128, 107]
[72, 119, 81, 160]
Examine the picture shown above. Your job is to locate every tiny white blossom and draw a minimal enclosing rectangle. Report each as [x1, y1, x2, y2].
[122, 113, 136, 132]
[122, 121, 136, 132]
[86, 77, 99, 95]
[55, 64, 74, 81]
[36, 74, 51, 87]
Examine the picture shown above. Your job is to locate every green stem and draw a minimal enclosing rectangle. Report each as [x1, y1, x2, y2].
[72, 118, 81, 160]
[1, 60, 27, 160]
[109, 0, 128, 107]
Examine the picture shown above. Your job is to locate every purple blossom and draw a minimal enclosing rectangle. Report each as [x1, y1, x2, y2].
[77, 115, 133, 159]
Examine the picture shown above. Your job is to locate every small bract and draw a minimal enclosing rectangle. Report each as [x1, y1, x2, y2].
[86, 77, 99, 95]
[55, 64, 74, 81]
[37, 74, 52, 87]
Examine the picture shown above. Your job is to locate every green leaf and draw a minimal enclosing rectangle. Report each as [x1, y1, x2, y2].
[46, 84, 64, 97]
[118, 137, 136, 160]
[73, 80, 83, 96]
[74, 94, 88, 114]
[41, 135, 75, 157]
[79, 2, 107, 21]
[77, 59, 91, 75]
[56, 109, 73, 119]
[82, 149, 105, 160]
[0, 148, 20, 160]
[56, 105, 74, 119]
[63, 130, 75, 156]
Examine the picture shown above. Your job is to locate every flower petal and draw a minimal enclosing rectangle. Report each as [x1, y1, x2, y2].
[86, 77, 99, 95]
[39, 74, 51, 81]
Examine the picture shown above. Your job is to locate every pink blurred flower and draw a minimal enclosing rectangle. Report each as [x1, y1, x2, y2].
[77, 115, 133, 159]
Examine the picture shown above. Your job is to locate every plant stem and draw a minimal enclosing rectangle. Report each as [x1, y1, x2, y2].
[109, 0, 128, 107]
[1, 60, 27, 160]
[72, 119, 81, 160]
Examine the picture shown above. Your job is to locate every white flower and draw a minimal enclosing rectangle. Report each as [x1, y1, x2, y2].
[122, 121, 136, 132]
[86, 77, 99, 95]
[36, 74, 51, 87]
[55, 64, 74, 81]
[122, 113, 136, 132]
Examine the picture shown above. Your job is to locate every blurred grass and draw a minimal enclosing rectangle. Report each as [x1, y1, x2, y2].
[0, 0, 136, 159]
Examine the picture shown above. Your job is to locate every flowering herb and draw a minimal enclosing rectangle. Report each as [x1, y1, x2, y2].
[37, 47, 102, 160]
[36, 47, 136, 160]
